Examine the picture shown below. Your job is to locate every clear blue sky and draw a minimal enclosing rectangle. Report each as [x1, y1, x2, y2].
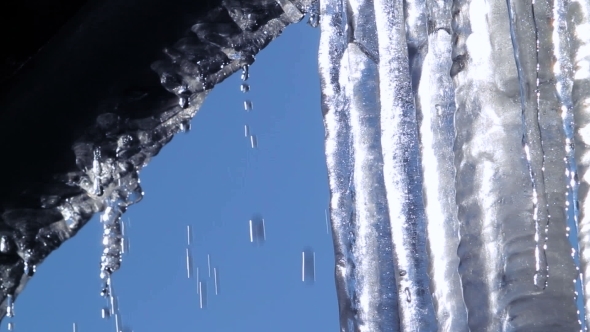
[11, 21, 339, 332]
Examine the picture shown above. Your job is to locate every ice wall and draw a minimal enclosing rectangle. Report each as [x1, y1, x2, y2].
[319, 0, 590, 331]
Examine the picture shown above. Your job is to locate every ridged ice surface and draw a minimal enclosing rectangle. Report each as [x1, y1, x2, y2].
[320, 0, 590, 331]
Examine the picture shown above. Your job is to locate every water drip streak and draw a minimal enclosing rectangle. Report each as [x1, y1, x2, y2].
[506, 0, 550, 290]
[553, 0, 588, 328]
[449, 0, 553, 329]
[318, 0, 363, 330]
[373, 0, 437, 329]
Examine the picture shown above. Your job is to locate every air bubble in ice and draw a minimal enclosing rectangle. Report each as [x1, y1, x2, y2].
[404, 287, 411, 303]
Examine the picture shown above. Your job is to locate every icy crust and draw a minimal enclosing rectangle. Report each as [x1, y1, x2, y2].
[0, 0, 311, 320]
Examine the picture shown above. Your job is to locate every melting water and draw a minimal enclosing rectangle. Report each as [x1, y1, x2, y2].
[241, 65, 258, 149]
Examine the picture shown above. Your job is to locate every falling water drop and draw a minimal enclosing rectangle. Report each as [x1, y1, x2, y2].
[73, 322, 78, 332]
[241, 65, 249, 81]
[186, 225, 193, 246]
[244, 100, 253, 111]
[244, 125, 250, 138]
[6, 293, 15, 318]
[7, 322, 13, 331]
[23, 260, 36, 277]
[186, 248, 193, 279]
[207, 254, 211, 278]
[101, 307, 110, 319]
[240, 83, 250, 93]
[250, 135, 258, 149]
[179, 96, 188, 109]
[198, 281, 208, 309]
[249, 215, 266, 244]
[302, 248, 316, 284]
[213, 268, 219, 295]
[196, 267, 200, 295]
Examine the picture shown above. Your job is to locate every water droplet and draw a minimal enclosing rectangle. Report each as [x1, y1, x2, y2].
[244, 125, 250, 137]
[6, 294, 15, 318]
[404, 287, 411, 303]
[244, 100, 253, 111]
[23, 260, 36, 277]
[100, 286, 109, 297]
[73, 322, 78, 332]
[399, 270, 407, 276]
[7, 322, 13, 331]
[241, 65, 249, 81]
[240, 83, 250, 93]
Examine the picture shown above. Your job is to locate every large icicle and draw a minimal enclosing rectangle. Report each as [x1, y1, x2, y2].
[320, 0, 401, 330]
[450, 0, 581, 330]
[319, 0, 360, 330]
[570, 0, 590, 326]
[414, 0, 468, 330]
[344, 41, 400, 332]
[373, 0, 437, 330]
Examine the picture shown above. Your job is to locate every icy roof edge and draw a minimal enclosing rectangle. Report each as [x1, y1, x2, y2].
[0, 0, 311, 320]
